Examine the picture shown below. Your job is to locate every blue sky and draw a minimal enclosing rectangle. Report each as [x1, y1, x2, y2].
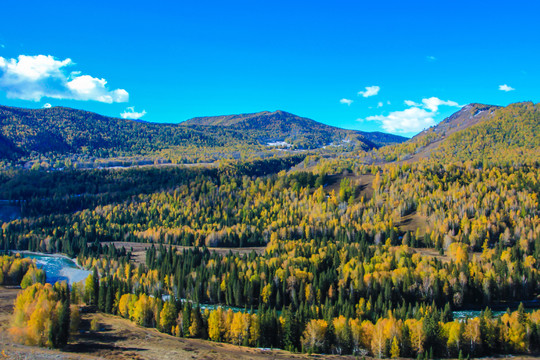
[0, 0, 538, 136]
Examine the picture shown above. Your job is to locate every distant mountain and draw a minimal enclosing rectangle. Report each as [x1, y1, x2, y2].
[0, 105, 219, 160]
[183, 110, 407, 147]
[432, 102, 540, 163]
[183, 111, 275, 126]
[379, 102, 540, 164]
[412, 103, 500, 143]
[0, 105, 406, 161]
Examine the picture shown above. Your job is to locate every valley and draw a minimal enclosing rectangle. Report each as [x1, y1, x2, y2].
[2, 1, 540, 358]
[1, 101, 539, 359]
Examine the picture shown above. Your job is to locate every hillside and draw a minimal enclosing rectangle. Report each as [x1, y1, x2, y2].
[0, 105, 223, 159]
[433, 101, 540, 163]
[183, 110, 407, 147]
[411, 103, 499, 144]
[374, 102, 539, 163]
[183, 111, 276, 126]
[0, 105, 406, 163]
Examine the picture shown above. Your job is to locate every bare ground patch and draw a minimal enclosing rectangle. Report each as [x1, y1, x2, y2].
[100, 242, 266, 264]
[325, 173, 375, 202]
[411, 247, 451, 263]
[65, 312, 358, 360]
[399, 211, 428, 235]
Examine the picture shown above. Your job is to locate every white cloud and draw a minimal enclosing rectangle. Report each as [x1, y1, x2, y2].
[0, 54, 129, 103]
[365, 96, 463, 134]
[404, 100, 420, 107]
[0, 44, 4, 48]
[404, 97, 461, 112]
[426, 55, 437, 61]
[67, 75, 128, 103]
[499, 84, 515, 92]
[340, 98, 353, 106]
[377, 101, 383, 108]
[121, 106, 146, 120]
[358, 85, 380, 98]
[366, 107, 436, 133]
[421, 97, 461, 112]
[43, 103, 52, 108]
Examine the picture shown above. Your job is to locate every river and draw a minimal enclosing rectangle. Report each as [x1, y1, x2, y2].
[18, 252, 91, 286]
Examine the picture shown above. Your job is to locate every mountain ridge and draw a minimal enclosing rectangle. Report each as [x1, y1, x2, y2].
[431, 101, 540, 163]
[0, 104, 407, 162]
[375, 101, 539, 164]
[411, 103, 500, 142]
[182, 109, 407, 147]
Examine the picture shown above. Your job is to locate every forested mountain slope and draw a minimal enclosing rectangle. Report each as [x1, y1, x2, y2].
[412, 103, 499, 144]
[375, 102, 539, 163]
[432, 101, 540, 163]
[0, 105, 252, 159]
[0, 105, 406, 162]
[184, 110, 406, 147]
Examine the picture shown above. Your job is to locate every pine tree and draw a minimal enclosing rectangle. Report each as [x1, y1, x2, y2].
[517, 302, 526, 324]
[189, 308, 205, 338]
[57, 300, 70, 346]
[105, 283, 113, 313]
[98, 282, 106, 312]
[282, 306, 298, 351]
[92, 267, 99, 306]
[182, 303, 192, 337]
[60, 284, 71, 346]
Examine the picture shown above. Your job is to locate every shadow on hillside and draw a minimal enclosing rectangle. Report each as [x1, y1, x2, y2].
[64, 318, 148, 355]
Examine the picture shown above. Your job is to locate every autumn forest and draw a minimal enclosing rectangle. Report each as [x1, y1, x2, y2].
[1, 102, 539, 359]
